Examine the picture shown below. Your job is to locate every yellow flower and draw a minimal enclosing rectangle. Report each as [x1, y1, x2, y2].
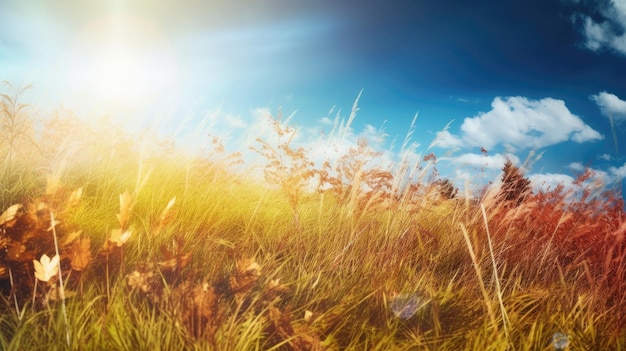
[33, 254, 60, 282]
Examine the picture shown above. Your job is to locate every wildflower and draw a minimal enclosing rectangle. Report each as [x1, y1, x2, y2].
[33, 254, 60, 282]
[389, 293, 426, 320]
[552, 332, 569, 350]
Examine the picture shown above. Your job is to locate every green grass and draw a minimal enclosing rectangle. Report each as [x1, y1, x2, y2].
[0, 90, 625, 350]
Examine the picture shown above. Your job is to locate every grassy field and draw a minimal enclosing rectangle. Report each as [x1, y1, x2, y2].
[0, 84, 625, 350]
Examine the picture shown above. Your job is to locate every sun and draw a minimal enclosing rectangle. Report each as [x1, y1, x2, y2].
[94, 46, 153, 107]
[77, 13, 180, 111]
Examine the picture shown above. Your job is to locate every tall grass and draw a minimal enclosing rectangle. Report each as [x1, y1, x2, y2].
[0, 86, 625, 350]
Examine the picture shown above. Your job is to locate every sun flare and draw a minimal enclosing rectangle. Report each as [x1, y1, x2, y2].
[93, 46, 153, 106]
[77, 13, 180, 111]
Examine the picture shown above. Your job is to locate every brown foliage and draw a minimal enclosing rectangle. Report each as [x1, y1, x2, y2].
[69, 237, 91, 271]
[499, 160, 531, 206]
[251, 112, 315, 218]
[485, 167, 626, 317]
[434, 178, 458, 200]
[0, 181, 85, 303]
[229, 257, 261, 303]
[265, 305, 324, 351]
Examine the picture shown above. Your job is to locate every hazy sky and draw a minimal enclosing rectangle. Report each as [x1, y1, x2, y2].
[2, 0, 626, 192]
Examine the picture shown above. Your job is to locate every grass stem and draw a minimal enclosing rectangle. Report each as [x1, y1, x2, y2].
[50, 210, 70, 346]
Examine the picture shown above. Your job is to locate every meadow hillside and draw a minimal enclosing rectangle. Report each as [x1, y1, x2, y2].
[0, 84, 625, 350]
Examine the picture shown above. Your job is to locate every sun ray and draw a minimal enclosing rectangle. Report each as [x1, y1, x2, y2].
[73, 12, 180, 111]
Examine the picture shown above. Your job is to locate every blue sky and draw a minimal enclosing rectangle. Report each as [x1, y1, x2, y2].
[2, 0, 626, 194]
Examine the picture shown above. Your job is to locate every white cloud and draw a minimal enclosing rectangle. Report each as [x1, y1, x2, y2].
[454, 152, 520, 170]
[583, 17, 612, 51]
[209, 102, 620, 202]
[530, 166, 614, 195]
[454, 96, 602, 150]
[431, 130, 463, 148]
[594, 168, 611, 183]
[223, 113, 247, 129]
[319, 116, 333, 125]
[591, 91, 626, 123]
[599, 153, 612, 161]
[609, 162, 626, 180]
[576, 1, 626, 55]
[361, 124, 388, 146]
[568, 162, 585, 171]
[529, 173, 576, 193]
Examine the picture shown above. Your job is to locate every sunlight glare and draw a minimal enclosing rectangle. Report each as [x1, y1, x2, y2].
[78, 13, 180, 111]
[94, 46, 152, 106]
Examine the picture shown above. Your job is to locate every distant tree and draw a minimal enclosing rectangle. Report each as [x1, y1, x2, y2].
[435, 178, 457, 199]
[499, 160, 531, 206]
